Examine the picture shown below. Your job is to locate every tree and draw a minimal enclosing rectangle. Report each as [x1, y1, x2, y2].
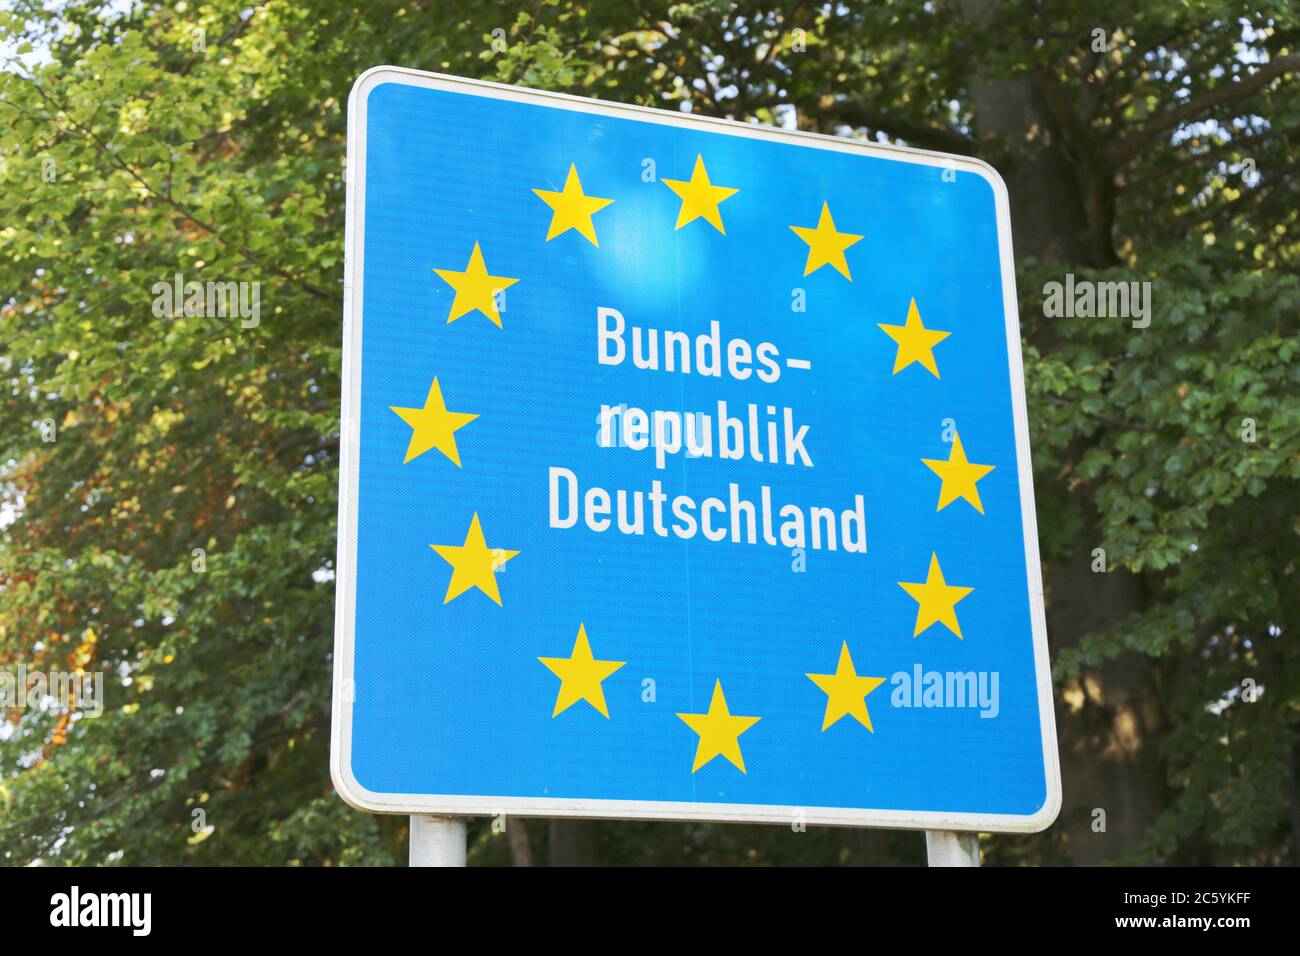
[1, 0, 1295, 866]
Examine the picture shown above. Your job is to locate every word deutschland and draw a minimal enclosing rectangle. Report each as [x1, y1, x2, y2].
[549, 467, 866, 553]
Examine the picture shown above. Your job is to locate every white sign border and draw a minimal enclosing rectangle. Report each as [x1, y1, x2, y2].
[331, 66, 1062, 833]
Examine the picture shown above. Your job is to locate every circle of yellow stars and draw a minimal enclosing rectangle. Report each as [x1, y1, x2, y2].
[384, 149, 998, 778]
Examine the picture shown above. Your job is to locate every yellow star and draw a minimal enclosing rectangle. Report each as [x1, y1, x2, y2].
[538, 623, 626, 718]
[661, 154, 738, 234]
[878, 298, 951, 377]
[921, 432, 996, 514]
[433, 242, 519, 327]
[806, 642, 887, 732]
[789, 201, 863, 279]
[532, 165, 613, 246]
[897, 552, 974, 639]
[676, 680, 761, 773]
[430, 513, 519, 606]
[389, 378, 478, 466]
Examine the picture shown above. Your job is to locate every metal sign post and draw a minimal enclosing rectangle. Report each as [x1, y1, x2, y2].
[926, 830, 981, 866]
[409, 818, 980, 866]
[409, 815, 467, 867]
[333, 67, 1060, 864]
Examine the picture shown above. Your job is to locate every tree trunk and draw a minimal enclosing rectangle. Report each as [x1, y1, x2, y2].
[961, 0, 1166, 863]
[1045, 541, 1166, 863]
[840, 826, 903, 865]
[960, 1, 1091, 265]
[548, 820, 599, 866]
[507, 817, 533, 866]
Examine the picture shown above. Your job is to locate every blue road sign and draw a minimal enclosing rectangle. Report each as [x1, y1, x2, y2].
[331, 68, 1061, 831]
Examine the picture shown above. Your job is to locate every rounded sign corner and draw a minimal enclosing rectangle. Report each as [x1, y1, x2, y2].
[960, 155, 1013, 206]
[348, 65, 410, 115]
[1030, 763, 1065, 833]
[330, 743, 396, 815]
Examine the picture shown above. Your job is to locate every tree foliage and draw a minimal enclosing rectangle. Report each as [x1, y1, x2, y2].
[1, 0, 1295, 865]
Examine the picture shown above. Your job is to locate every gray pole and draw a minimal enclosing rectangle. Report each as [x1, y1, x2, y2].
[925, 830, 980, 866]
[409, 815, 467, 867]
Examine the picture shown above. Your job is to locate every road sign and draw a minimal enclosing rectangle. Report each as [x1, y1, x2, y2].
[332, 67, 1061, 832]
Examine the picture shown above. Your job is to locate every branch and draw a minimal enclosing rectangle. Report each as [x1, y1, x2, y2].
[828, 98, 976, 154]
[1106, 54, 1300, 168]
[1033, 65, 1101, 167]
[1122, 121, 1300, 191]
[1177, 158, 1300, 234]
[13, 78, 334, 303]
